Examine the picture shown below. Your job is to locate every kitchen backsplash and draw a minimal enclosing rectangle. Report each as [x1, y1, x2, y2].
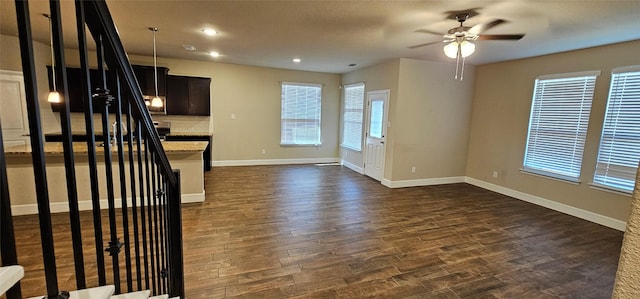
[62, 113, 211, 134]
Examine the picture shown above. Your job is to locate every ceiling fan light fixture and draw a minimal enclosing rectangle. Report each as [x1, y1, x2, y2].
[443, 41, 459, 59]
[459, 41, 475, 58]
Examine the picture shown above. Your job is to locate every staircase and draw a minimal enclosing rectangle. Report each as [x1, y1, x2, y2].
[1, 0, 185, 298]
[0, 265, 176, 299]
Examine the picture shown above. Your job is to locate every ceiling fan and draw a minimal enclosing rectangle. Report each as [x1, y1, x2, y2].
[410, 13, 525, 80]
[410, 13, 525, 51]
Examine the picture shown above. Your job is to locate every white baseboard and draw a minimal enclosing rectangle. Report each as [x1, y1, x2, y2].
[464, 177, 627, 231]
[382, 176, 466, 188]
[212, 157, 340, 167]
[11, 191, 205, 216]
[341, 160, 364, 174]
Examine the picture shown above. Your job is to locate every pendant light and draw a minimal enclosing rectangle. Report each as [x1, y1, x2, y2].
[149, 27, 163, 108]
[45, 14, 61, 103]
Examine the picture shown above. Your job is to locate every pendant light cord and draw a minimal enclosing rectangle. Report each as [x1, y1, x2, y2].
[152, 27, 159, 97]
[46, 14, 56, 92]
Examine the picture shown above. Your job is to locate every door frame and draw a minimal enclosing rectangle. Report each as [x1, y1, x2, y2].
[363, 89, 390, 181]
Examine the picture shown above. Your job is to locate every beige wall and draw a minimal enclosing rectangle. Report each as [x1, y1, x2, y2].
[2, 33, 341, 162]
[145, 57, 342, 161]
[392, 58, 474, 181]
[340, 59, 400, 173]
[1, 34, 59, 132]
[467, 40, 640, 222]
[340, 58, 474, 182]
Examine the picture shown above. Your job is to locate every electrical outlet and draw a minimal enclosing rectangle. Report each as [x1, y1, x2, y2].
[231, 113, 236, 119]
[411, 166, 416, 173]
[261, 149, 266, 155]
[493, 171, 498, 178]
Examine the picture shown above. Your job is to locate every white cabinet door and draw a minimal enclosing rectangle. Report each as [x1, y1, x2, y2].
[0, 70, 30, 148]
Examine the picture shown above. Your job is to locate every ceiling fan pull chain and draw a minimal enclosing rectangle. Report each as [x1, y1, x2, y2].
[454, 48, 461, 80]
[460, 56, 466, 81]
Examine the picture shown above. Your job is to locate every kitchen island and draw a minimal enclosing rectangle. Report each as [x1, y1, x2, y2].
[4, 141, 207, 215]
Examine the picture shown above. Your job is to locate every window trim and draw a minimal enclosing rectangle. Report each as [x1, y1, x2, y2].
[280, 81, 323, 146]
[522, 70, 600, 183]
[340, 82, 365, 152]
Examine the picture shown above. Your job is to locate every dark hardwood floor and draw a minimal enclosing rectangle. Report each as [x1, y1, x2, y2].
[11, 165, 623, 298]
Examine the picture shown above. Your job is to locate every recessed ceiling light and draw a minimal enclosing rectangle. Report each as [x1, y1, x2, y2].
[293, 58, 301, 63]
[202, 28, 217, 36]
[182, 44, 196, 51]
[209, 51, 220, 58]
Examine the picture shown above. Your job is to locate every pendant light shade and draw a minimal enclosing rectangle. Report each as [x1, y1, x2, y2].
[48, 91, 61, 103]
[151, 96, 163, 107]
[45, 14, 61, 103]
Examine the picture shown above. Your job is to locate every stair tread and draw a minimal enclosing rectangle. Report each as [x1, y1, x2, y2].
[26, 285, 115, 299]
[110, 290, 150, 299]
[0, 265, 24, 295]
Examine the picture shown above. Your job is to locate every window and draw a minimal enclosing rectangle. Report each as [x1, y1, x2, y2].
[341, 83, 365, 151]
[593, 66, 640, 193]
[281, 82, 322, 145]
[523, 71, 599, 181]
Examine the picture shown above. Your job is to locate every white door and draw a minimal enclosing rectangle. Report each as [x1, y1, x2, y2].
[0, 70, 30, 148]
[363, 90, 389, 181]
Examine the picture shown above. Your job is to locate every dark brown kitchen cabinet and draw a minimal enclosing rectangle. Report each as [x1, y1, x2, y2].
[166, 75, 211, 116]
[132, 65, 168, 96]
[48, 65, 168, 113]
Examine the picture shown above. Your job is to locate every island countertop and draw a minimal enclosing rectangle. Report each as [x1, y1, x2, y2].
[4, 141, 208, 156]
[43, 131, 213, 137]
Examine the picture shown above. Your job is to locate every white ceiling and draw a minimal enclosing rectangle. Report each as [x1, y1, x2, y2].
[2, 0, 640, 74]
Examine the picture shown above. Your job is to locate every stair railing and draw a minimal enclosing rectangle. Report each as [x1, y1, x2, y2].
[1, 0, 185, 298]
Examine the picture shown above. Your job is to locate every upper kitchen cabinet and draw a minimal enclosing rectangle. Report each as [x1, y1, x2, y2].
[48, 65, 168, 113]
[166, 75, 211, 116]
[132, 65, 168, 97]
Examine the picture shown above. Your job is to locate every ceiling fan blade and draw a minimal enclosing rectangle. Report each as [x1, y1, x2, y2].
[408, 41, 443, 49]
[415, 29, 445, 36]
[477, 34, 525, 40]
[469, 19, 507, 35]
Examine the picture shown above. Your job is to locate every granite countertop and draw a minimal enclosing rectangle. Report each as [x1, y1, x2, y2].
[5, 141, 208, 156]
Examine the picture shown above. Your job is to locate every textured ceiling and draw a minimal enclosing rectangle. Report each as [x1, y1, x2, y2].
[1, 0, 640, 74]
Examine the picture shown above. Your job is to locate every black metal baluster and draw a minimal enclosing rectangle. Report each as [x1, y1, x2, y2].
[167, 170, 184, 298]
[152, 156, 162, 294]
[14, 1, 66, 297]
[0, 122, 22, 299]
[137, 123, 150, 290]
[49, 0, 86, 289]
[125, 100, 142, 290]
[159, 176, 167, 294]
[95, 34, 122, 294]
[144, 138, 157, 294]
[74, 0, 106, 286]
[113, 72, 133, 292]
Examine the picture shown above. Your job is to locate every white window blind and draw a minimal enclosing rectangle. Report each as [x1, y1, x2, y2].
[281, 82, 322, 145]
[341, 83, 365, 151]
[593, 66, 640, 193]
[523, 71, 599, 181]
